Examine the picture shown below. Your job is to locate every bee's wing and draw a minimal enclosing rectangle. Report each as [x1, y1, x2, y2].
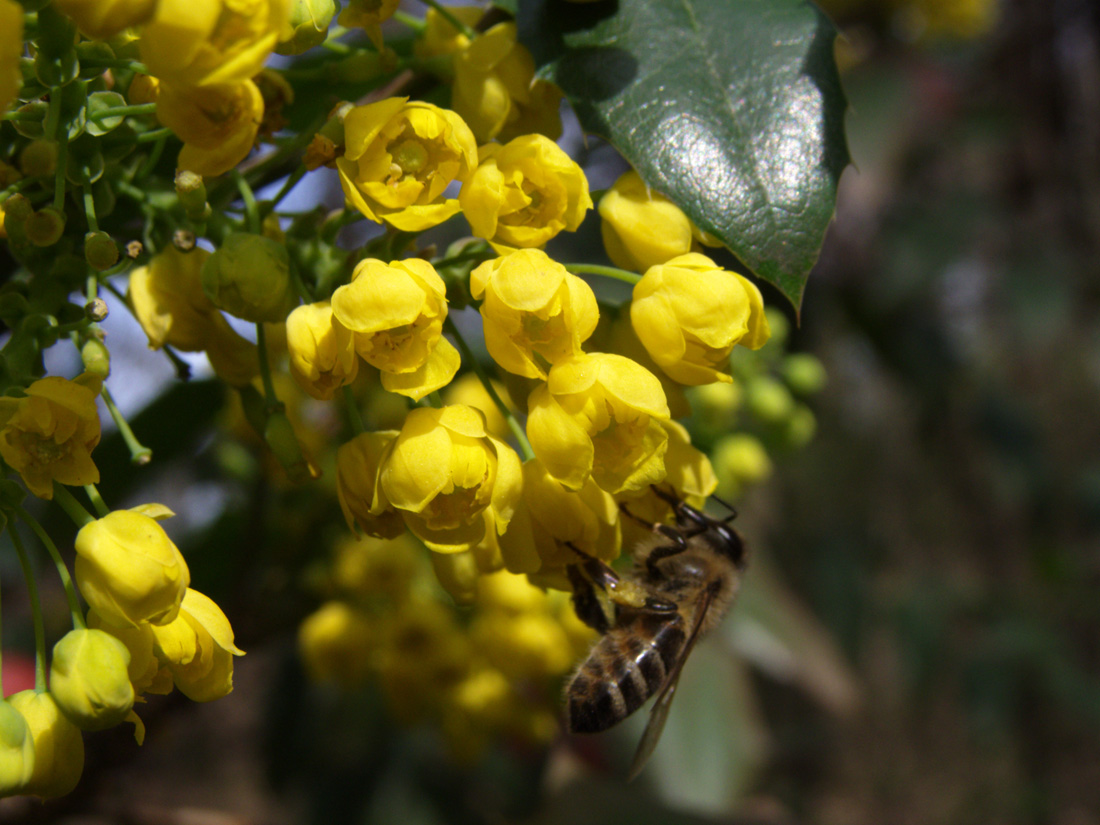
[627, 585, 716, 781]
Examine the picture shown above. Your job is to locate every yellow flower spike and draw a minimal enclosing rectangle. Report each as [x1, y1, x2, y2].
[298, 600, 375, 689]
[87, 610, 174, 695]
[0, 0, 24, 116]
[471, 610, 573, 680]
[0, 376, 102, 500]
[380, 405, 523, 554]
[335, 430, 406, 539]
[459, 136, 592, 250]
[0, 700, 34, 797]
[156, 81, 265, 178]
[331, 532, 425, 601]
[500, 458, 621, 577]
[599, 170, 697, 272]
[336, 97, 478, 231]
[6, 691, 84, 799]
[74, 508, 191, 629]
[442, 373, 515, 441]
[631, 253, 771, 386]
[139, 0, 291, 88]
[526, 352, 670, 494]
[49, 629, 136, 731]
[470, 249, 599, 380]
[286, 301, 359, 400]
[452, 22, 563, 143]
[153, 589, 244, 702]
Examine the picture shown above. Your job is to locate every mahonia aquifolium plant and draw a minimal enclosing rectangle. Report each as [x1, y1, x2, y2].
[0, 0, 841, 794]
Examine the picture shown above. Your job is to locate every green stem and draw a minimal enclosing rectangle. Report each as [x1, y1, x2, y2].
[444, 317, 534, 461]
[78, 58, 149, 74]
[343, 385, 366, 434]
[10, 528, 48, 692]
[52, 484, 95, 528]
[136, 127, 174, 144]
[255, 323, 280, 411]
[268, 165, 306, 210]
[82, 181, 98, 232]
[134, 134, 167, 181]
[564, 263, 641, 286]
[89, 102, 157, 121]
[82, 484, 111, 519]
[427, 391, 444, 408]
[101, 384, 153, 464]
[393, 10, 427, 32]
[420, 0, 477, 39]
[233, 170, 261, 234]
[16, 506, 86, 629]
[53, 132, 68, 211]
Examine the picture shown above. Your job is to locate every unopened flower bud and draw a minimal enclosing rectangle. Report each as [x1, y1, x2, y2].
[24, 206, 67, 247]
[84, 230, 119, 271]
[84, 297, 109, 322]
[2, 194, 33, 224]
[784, 404, 817, 448]
[201, 232, 296, 323]
[276, 0, 337, 55]
[49, 628, 135, 731]
[19, 140, 58, 177]
[431, 550, 481, 606]
[81, 337, 110, 378]
[782, 353, 827, 395]
[712, 433, 772, 499]
[174, 170, 209, 221]
[7, 690, 84, 798]
[0, 701, 35, 796]
[745, 375, 795, 423]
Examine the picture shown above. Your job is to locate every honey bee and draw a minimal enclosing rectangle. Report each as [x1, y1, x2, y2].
[564, 486, 746, 778]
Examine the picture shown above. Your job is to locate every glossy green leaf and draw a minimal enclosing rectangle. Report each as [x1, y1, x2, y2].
[519, 0, 850, 311]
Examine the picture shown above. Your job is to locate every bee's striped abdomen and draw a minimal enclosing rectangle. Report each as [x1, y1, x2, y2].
[566, 613, 686, 733]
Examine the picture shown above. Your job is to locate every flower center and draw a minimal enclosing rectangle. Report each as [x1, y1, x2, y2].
[391, 139, 428, 177]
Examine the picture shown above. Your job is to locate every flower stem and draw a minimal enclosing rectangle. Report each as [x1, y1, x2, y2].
[10, 528, 48, 691]
[101, 384, 153, 464]
[268, 165, 306, 210]
[233, 170, 261, 235]
[136, 127, 175, 144]
[52, 484, 95, 528]
[343, 385, 366, 434]
[444, 317, 534, 461]
[89, 102, 157, 122]
[82, 180, 99, 233]
[17, 506, 86, 629]
[565, 263, 641, 286]
[83, 483, 111, 519]
[255, 323, 281, 412]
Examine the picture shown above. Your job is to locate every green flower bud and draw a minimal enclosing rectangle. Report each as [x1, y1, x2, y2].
[7, 691, 84, 799]
[9, 101, 49, 139]
[745, 375, 795, 424]
[201, 232, 296, 323]
[431, 550, 480, 607]
[84, 230, 119, 271]
[81, 337, 111, 379]
[690, 380, 742, 431]
[712, 433, 772, 498]
[19, 140, 59, 178]
[24, 206, 67, 247]
[782, 353, 827, 395]
[276, 0, 338, 55]
[34, 48, 80, 88]
[763, 307, 789, 348]
[49, 628, 135, 731]
[784, 404, 817, 449]
[174, 170, 210, 221]
[3, 193, 33, 224]
[0, 701, 35, 796]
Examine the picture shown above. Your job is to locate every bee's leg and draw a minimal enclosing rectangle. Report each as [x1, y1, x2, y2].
[566, 563, 613, 633]
[649, 487, 748, 567]
[618, 501, 692, 578]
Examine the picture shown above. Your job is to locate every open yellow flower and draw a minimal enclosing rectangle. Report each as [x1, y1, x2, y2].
[286, 301, 359, 399]
[526, 352, 670, 494]
[379, 405, 522, 553]
[52, 0, 155, 40]
[336, 97, 477, 231]
[6, 691, 84, 799]
[156, 81, 264, 177]
[470, 249, 598, 380]
[335, 430, 405, 539]
[150, 588, 245, 702]
[337, 0, 400, 51]
[459, 135, 592, 251]
[452, 22, 562, 143]
[631, 252, 770, 385]
[74, 507, 191, 629]
[140, 0, 291, 88]
[330, 257, 459, 400]
[414, 5, 481, 60]
[0, 375, 102, 500]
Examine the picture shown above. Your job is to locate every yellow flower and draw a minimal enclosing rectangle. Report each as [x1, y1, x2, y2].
[298, 600, 375, 688]
[277, 0, 337, 55]
[150, 588, 245, 702]
[285, 301, 359, 399]
[459, 135, 592, 250]
[413, 5, 481, 60]
[0, 700, 34, 797]
[452, 22, 562, 143]
[335, 430, 405, 539]
[0, 0, 24, 116]
[526, 352, 670, 494]
[337, 0, 400, 50]
[330, 257, 459, 400]
[0, 375, 102, 500]
[336, 97, 478, 232]
[139, 0, 291, 88]
[598, 170, 722, 272]
[379, 405, 522, 553]
[52, 0, 155, 39]
[49, 629, 135, 731]
[74, 507, 191, 629]
[156, 81, 264, 177]
[631, 252, 770, 385]
[499, 458, 620, 577]
[331, 532, 425, 600]
[6, 691, 84, 799]
[470, 249, 599, 380]
[441, 373, 514, 442]
[87, 610, 174, 695]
